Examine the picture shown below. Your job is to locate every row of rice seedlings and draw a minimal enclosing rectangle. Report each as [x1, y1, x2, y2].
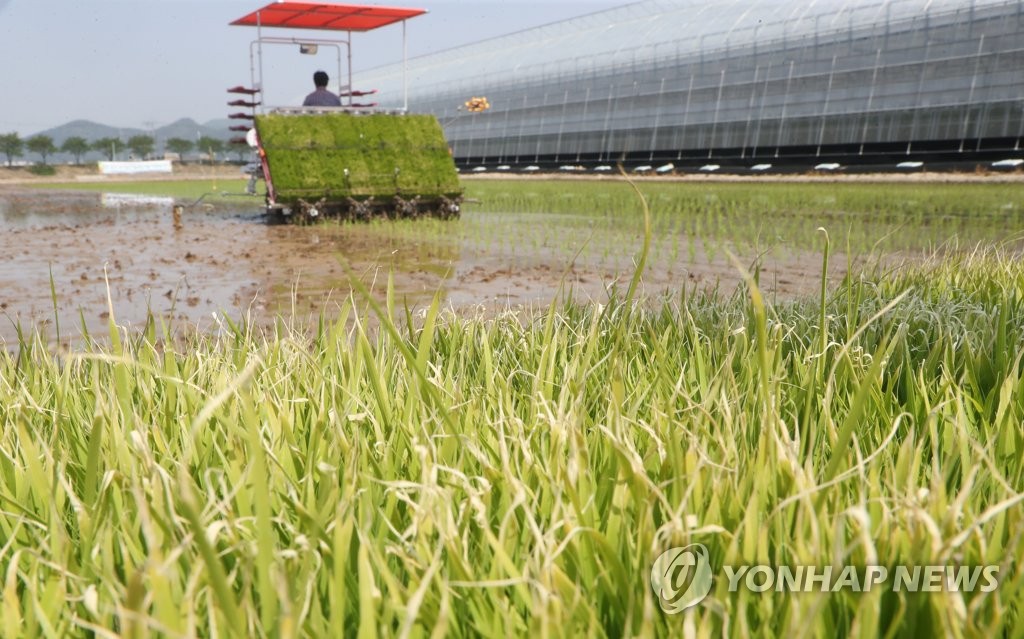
[1, 244, 1022, 637]
[36, 179, 252, 203]
[357, 203, 745, 281]
[462, 180, 1024, 256]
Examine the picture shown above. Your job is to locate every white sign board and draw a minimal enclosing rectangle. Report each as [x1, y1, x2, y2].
[101, 193, 176, 208]
[98, 160, 173, 175]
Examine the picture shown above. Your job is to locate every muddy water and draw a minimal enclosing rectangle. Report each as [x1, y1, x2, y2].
[0, 189, 836, 347]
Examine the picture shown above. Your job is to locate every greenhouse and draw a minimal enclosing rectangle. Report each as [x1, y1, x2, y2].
[363, 0, 1024, 167]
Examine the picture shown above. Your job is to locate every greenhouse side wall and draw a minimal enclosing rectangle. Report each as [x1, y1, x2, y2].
[365, 0, 1024, 167]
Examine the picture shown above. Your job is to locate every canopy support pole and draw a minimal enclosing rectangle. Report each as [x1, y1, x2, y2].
[347, 30, 353, 107]
[403, 19, 409, 112]
[255, 11, 264, 101]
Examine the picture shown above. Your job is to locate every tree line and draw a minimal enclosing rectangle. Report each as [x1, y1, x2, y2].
[0, 132, 244, 167]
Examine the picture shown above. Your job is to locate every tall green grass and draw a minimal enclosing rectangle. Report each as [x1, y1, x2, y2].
[1, 246, 1022, 637]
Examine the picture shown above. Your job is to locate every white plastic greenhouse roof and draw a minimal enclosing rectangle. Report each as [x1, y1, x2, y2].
[364, 0, 1012, 94]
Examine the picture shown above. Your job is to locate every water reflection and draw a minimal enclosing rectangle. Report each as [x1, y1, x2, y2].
[0, 190, 264, 230]
[0, 190, 462, 345]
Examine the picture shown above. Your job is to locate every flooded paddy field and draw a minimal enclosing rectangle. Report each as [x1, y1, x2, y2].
[5, 175, 1024, 638]
[1, 176, 1021, 346]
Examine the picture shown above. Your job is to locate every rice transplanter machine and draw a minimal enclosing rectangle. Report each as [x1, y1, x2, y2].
[228, 2, 462, 221]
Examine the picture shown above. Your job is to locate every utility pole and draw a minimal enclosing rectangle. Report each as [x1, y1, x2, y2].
[143, 120, 158, 159]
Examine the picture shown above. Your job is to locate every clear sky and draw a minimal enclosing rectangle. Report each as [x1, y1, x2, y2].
[0, 0, 623, 135]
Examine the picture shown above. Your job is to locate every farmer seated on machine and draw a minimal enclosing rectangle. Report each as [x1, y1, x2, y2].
[302, 70, 342, 107]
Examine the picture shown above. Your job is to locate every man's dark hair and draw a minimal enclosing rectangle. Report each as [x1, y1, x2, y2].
[313, 70, 329, 88]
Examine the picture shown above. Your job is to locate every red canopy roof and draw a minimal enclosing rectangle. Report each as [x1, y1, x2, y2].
[231, 2, 426, 32]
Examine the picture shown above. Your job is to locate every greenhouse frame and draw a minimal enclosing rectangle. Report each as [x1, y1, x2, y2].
[363, 0, 1024, 168]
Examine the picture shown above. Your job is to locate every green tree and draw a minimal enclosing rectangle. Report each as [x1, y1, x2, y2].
[127, 135, 155, 160]
[61, 136, 91, 165]
[0, 132, 23, 167]
[165, 137, 194, 160]
[197, 136, 225, 162]
[26, 135, 57, 164]
[92, 137, 121, 161]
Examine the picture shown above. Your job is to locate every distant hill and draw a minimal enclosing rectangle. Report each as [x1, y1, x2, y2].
[33, 118, 234, 145]
[38, 120, 136, 145]
[19, 118, 236, 163]
[199, 118, 233, 134]
[152, 118, 236, 144]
